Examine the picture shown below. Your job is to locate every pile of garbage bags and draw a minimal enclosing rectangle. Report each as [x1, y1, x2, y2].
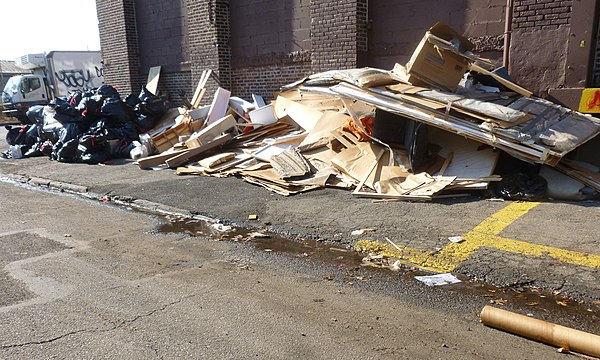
[3, 85, 167, 164]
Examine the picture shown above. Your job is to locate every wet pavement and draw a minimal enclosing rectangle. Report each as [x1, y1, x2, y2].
[1, 125, 599, 307]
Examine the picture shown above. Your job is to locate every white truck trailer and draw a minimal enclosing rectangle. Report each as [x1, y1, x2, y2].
[1, 51, 103, 120]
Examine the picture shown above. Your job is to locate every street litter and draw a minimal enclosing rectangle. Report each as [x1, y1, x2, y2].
[211, 223, 233, 232]
[448, 236, 465, 243]
[414, 273, 462, 286]
[480, 306, 600, 358]
[249, 232, 270, 239]
[351, 228, 377, 236]
[4, 23, 600, 202]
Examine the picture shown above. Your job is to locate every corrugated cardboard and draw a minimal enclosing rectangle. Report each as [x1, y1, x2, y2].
[406, 23, 474, 91]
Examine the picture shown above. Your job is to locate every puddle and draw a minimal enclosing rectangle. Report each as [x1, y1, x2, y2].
[158, 215, 365, 266]
[160, 214, 600, 332]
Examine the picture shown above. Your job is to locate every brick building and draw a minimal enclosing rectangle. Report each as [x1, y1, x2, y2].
[95, 0, 599, 109]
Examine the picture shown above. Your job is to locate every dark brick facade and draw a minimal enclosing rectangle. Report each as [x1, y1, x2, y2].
[96, 0, 141, 95]
[513, 0, 572, 30]
[310, 0, 361, 72]
[96, 0, 599, 104]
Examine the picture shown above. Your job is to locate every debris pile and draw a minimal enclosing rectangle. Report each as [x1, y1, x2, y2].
[3, 85, 166, 163]
[132, 23, 600, 201]
[4, 23, 600, 201]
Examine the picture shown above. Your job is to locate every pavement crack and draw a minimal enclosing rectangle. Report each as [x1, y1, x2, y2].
[0, 329, 87, 349]
[117, 294, 196, 328]
[0, 295, 196, 351]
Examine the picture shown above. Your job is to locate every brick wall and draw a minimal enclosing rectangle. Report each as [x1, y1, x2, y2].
[310, 0, 360, 72]
[186, 0, 231, 106]
[95, 0, 141, 95]
[156, 70, 192, 107]
[231, 62, 313, 101]
[513, 0, 572, 31]
[593, 17, 600, 87]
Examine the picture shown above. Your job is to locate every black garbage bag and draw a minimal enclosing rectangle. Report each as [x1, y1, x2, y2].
[41, 118, 64, 144]
[68, 91, 83, 107]
[134, 86, 167, 132]
[76, 97, 102, 116]
[52, 138, 81, 163]
[124, 93, 141, 108]
[5, 125, 36, 146]
[26, 105, 46, 125]
[100, 97, 136, 128]
[79, 147, 110, 164]
[493, 173, 547, 201]
[96, 84, 120, 99]
[50, 97, 81, 118]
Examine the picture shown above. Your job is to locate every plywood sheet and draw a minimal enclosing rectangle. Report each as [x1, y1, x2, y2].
[428, 127, 498, 179]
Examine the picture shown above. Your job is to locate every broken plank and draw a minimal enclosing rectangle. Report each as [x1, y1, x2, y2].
[137, 149, 188, 169]
[469, 63, 533, 98]
[206, 87, 231, 125]
[165, 133, 232, 168]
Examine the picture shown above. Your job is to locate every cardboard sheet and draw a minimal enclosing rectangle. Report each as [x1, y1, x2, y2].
[273, 95, 323, 131]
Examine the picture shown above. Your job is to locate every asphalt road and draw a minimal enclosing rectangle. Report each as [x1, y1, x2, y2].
[0, 125, 599, 304]
[2, 178, 598, 359]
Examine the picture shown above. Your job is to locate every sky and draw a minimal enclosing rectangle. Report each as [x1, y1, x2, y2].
[0, 0, 101, 60]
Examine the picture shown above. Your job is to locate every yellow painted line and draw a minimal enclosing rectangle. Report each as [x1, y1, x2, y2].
[435, 202, 541, 270]
[481, 235, 600, 269]
[355, 201, 600, 273]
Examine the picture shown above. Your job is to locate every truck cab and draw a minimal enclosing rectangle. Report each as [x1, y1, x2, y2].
[2, 74, 49, 120]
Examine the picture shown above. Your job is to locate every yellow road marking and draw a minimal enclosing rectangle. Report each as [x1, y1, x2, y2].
[355, 202, 600, 272]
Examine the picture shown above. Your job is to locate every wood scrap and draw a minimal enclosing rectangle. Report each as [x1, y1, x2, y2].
[191, 69, 212, 109]
[138, 149, 188, 169]
[165, 133, 232, 168]
[469, 63, 533, 98]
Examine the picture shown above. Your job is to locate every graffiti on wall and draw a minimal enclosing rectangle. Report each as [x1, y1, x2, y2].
[54, 69, 94, 89]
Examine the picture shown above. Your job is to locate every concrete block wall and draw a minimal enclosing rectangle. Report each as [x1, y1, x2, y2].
[509, 0, 574, 95]
[366, 0, 506, 69]
[228, 0, 312, 100]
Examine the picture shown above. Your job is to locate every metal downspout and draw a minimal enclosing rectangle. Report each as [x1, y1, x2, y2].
[503, 0, 513, 71]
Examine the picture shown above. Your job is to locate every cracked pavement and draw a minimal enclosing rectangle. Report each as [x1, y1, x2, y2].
[2, 171, 597, 358]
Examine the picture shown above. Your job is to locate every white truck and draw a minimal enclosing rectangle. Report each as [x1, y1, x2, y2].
[1, 51, 103, 120]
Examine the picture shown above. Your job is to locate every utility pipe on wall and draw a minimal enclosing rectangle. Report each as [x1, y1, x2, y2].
[503, 0, 513, 71]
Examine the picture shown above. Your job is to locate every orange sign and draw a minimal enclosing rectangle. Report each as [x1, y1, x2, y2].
[579, 88, 600, 113]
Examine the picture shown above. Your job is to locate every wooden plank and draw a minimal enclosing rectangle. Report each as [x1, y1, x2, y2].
[469, 63, 533, 98]
[205, 87, 231, 125]
[185, 114, 236, 149]
[165, 134, 232, 168]
[137, 149, 188, 169]
[191, 70, 212, 109]
[555, 159, 600, 192]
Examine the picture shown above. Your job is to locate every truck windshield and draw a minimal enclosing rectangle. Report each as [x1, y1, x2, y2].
[3, 76, 20, 94]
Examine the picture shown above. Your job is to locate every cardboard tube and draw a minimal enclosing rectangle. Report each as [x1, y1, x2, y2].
[480, 306, 600, 358]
